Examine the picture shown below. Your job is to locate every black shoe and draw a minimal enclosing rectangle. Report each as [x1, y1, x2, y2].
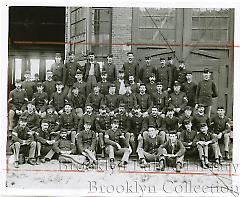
[36, 157, 41, 165]
[110, 159, 115, 169]
[225, 151, 230, 160]
[27, 158, 36, 165]
[118, 161, 127, 168]
[176, 163, 181, 173]
[201, 161, 208, 169]
[41, 158, 46, 163]
[14, 161, 19, 168]
[156, 160, 165, 171]
[101, 150, 105, 158]
[45, 157, 50, 162]
[139, 158, 148, 168]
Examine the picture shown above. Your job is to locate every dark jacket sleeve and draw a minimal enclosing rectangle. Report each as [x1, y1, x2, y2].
[76, 131, 84, 154]
[176, 140, 186, 157]
[90, 131, 97, 151]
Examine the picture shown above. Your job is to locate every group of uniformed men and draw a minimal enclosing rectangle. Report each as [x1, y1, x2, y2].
[8, 51, 232, 172]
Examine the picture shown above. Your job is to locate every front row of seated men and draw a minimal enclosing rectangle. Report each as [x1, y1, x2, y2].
[10, 100, 232, 172]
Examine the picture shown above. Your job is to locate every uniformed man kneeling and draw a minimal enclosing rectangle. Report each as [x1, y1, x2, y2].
[76, 121, 97, 168]
[158, 131, 186, 172]
[137, 127, 164, 168]
[104, 119, 132, 169]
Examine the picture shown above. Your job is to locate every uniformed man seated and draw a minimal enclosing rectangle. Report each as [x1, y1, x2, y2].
[193, 123, 219, 169]
[104, 119, 132, 169]
[11, 116, 37, 168]
[76, 121, 97, 168]
[137, 127, 164, 168]
[158, 131, 186, 172]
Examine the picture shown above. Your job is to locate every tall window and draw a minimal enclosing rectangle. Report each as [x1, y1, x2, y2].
[14, 58, 22, 81]
[92, 8, 112, 57]
[30, 59, 40, 79]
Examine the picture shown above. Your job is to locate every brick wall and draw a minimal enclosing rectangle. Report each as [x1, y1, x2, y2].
[111, 7, 133, 71]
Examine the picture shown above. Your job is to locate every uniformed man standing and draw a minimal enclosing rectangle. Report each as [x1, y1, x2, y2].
[195, 68, 218, 118]
[73, 70, 87, 100]
[52, 52, 64, 82]
[21, 70, 36, 101]
[63, 51, 82, 95]
[119, 83, 137, 112]
[104, 83, 120, 113]
[156, 57, 172, 91]
[43, 70, 56, 101]
[181, 71, 197, 108]
[152, 82, 168, 115]
[84, 52, 101, 94]
[146, 73, 157, 98]
[97, 70, 111, 96]
[102, 54, 117, 83]
[173, 60, 188, 85]
[122, 51, 140, 82]
[128, 75, 139, 94]
[139, 56, 156, 84]
[8, 79, 28, 131]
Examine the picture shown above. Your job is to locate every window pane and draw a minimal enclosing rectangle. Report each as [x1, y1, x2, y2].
[30, 59, 40, 80]
[14, 58, 22, 81]
[46, 59, 55, 80]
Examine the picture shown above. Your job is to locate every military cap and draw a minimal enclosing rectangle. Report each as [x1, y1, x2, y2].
[139, 83, 146, 87]
[200, 123, 207, 128]
[186, 71, 192, 75]
[92, 84, 100, 88]
[168, 130, 177, 135]
[217, 106, 225, 110]
[25, 70, 31, 75]
[112, 118, 119, 124]
[88, 52, 94, 56]
[156, 82, 163, 86]
[183, 120, 192, 125]
[198, 104, 205, 108]
[47, 105, 54, 109]
[149, 73, 156, 78]
[118, 69, 124, 73]
[179, 59, 185, 64]
[100, 104, 107, 110]
[19, 116, 27, 121]
[185, 106, 192, 111]
[76, 70, 83, 75]
[203, 68, 210, 73]
[151, 105, 158, 109]
[84, 120, 92, 125]
[107, 53, 113, 57]
[34, 73, 39, 77]
[160, 57, 165, 61]
[36, 82, 43, 87]
[167, 106, 174, 111]
[119, 103, 125, 108]
[46, 69, 53, 73]
[85, 103, 93, 108]
[68, 51, 75, 56]
[15, 79, 21, 84]
[173, 81, 181, 86]
[56, 81, 63, 86]
[168, 56, 173, 60]
[27, 101, 35, 106]
[133, 105, 141, 110]
[145, 56, 151, 60]
[65, 101, 72, 107]
[41, 119, 49, 124]
[72, 84, 79, 89]
[60, 128, 68, 133]
[110, 83, 116, 88]
[101, 70, 107, 75]
[55, 53, 62, 57]
[127, 51, 133, 55]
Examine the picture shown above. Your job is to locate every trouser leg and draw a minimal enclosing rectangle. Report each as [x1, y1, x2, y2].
[70, 131, 76, 145]
[29, 141, 36, 158]
[176, 155, 184, 165]
[158, 130, 166, 144]
[9, 110, 15, 131]
[224, 133, 230, 152]
[12, 142, 20, 162]
[98, 133, 105, 148]
[36, 142, 41, 157]
[45, 149, 55, 160]
[197, 144, 205, 161]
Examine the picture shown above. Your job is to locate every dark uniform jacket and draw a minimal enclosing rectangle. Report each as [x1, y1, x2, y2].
[173, 68, 188, 85]
[193, 132, 217, 145]
[210, 115, 230, 134]
[12, 125, 34, 144]
[179, 129, 197, 147]
[129, 83, 139, 94]
[127, 115, 144, 136]
[97, 81, 111, 96]
[143, 135, 163, 154]
[32, 92, 48, 111]
[114, 112, 129, 133]
[156, 66, 172, 90]
[63, 62, 82, 86]
[86, 93, 105, 111]
[59, 112, 78, 131]
[192, 113, 210, 131]
[43, 80, 56, 101]
[169, 91, 188, 110]
[152, 91, 168, 113]
[139, 64, 157, 84]
[104, 94, 120, 111]
[181, 81, 197, 107]
[20, 111, 40, 130]
[83, 62, 101, 82]
[73, 81, 87, 99]
[95, 114, 111, 133]
[44, 113, 60, 133]
[22, 80, 36, 101]
[102, 62, 117, 83]
[50, 91, 68, 112]
[52, 62, 64, 82]
[8, 88, 27, 110]
[135, 93, 152, 112]
[146, 83, 157, 97]
[160, 139, 185, 157]
[123, 61, 140, 82]
[68, 93, 85, 109]
[162, 116, 179, 132]
[76, 130, 97, 154]
[105, 129, 124, 147]
[78, 113, 97, 131]
[35, 128, 51, 144]
[53, 138, 76, 154]
[142, 114, 164, 131]
[119, 93, 137, 112]
[195, 80, 218, 106]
